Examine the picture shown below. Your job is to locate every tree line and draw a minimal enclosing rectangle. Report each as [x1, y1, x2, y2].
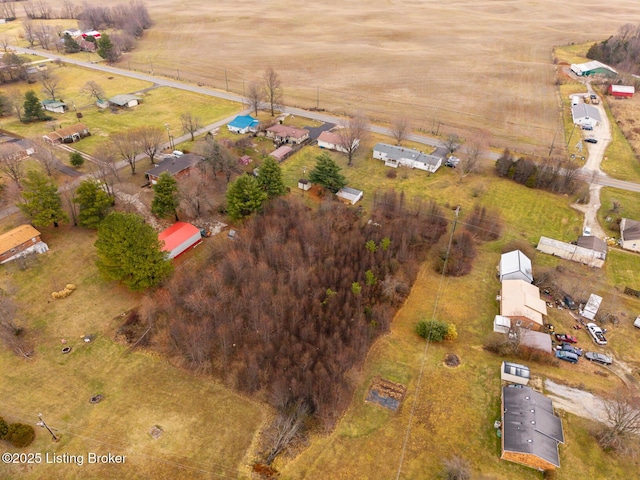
[587, 24, 640, 77]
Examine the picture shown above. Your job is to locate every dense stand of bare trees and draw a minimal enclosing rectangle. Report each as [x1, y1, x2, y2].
[145, 193, 448, 432]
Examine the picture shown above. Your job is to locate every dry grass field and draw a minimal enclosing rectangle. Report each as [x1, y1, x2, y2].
[0, 224, 267, 480]
[78, 0, 640, 154]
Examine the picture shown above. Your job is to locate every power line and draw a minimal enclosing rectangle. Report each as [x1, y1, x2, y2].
[395, 206, 460, 479]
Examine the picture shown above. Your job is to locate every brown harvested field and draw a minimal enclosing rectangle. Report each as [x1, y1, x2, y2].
[85, 0, 640, 153]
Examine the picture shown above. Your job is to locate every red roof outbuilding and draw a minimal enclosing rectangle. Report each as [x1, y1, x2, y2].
[158, 222, 202, 259]
[608, 85, 635, 97]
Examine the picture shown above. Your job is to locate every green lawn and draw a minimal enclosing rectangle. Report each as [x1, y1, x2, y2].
[554, 43, 592, 65]
[598, 187, 640, 237]
[0, 63, 242, 156]
[0, 226, 266, 480]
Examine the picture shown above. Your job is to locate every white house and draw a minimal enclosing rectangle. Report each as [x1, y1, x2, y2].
[227, 115, 259, 134]
[571, 104, 601, 128]
[336, 187, 363, 205]
[499, 250, 533, 283]
[41, 100, 67, 114]
[372, 143, 442, 173]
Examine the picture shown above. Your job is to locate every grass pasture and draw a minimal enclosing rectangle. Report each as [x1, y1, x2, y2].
[0, 61, 241, 156]
[0, 226, 266, 480]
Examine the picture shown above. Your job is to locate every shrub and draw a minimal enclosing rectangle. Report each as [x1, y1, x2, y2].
[6, 423, 35, 448]
[0, 417, 8, 439]
[386, 170, 397, 179]
[445, 323, 458, 341]
[416, 320, 449, 342]
[69, 152, 84, 167]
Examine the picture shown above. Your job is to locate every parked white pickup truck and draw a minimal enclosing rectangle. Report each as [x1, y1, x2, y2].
[586, 323, 607, 345]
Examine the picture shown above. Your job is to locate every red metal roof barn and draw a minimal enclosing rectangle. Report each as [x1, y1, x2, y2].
[608, 85, 635, 98]
[158, 222, 202, 259]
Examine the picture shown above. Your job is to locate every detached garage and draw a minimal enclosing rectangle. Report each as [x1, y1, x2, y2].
[158, 222, 202, 259]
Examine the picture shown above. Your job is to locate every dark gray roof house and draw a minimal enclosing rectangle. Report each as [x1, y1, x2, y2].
[620, 218, 640, 253]
[576, 235, 607, 255]
[145, 153, 202, 184]
[501, 385, 564, 471]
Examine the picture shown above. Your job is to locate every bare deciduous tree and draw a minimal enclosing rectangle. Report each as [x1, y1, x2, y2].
[22, 19, 37, 47]
[337, 113, 370, 166]
[0, 152, 26, 188]
[0, 36, 9, 52]
[457, 135, 486, 183]
[111, 131, 141, 174]
[32, 138, 59, 177]
[444, 133, 462, 155]
[263, 400, 310, 464]
[246, 80, 263, 116]
[60, 181, 78, 226]
[596, 391, 640, 456]
[40, 73, 61, 101]
[6, 89, 24, 121]
[179, 170, 211, 218]
[0, 2, 16, 21]
[34, 24, 56, 50]
[81, 80, 106, 101]
[61, 0, 79, 19]
[180, 112, 201, 141]
[263, 67, 283, 117]
[91, 152, 120, 197]
[391, 116, 410, 145]
[137, 126, 164, 164]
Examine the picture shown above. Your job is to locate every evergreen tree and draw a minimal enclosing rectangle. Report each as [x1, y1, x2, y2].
[97, 33, 120, 62]
[95, 212, 173, 292]
[226, 174, 267, 221]
[256, 157, 286, 199]
[22, 90, 49, 123]
[151, 172, 179, 221]
[309, 152, 346, 193]
[63, 33, 80, 53]
[69, 151, 84, 167]
[18, 170, 68, 227]
[74, 179, 112, 229]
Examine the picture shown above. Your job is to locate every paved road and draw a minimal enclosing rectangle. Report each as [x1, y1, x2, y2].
[8, 46, 640, 197]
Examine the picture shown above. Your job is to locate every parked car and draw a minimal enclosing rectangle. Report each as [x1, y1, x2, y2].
[585, 352, 612, 366]
[586, 323, 607, 346]
[582, 125, 593, 131]
[555, 333, 578, 344]
[564, 295, 577, 310]
[445, 156, 460, 168]
[556, 350, 579, 364]
[585, 138, 598, 144]
[558, 343, 583, 356]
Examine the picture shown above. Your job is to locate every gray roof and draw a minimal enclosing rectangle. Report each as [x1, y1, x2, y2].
[576, 235, 607, 254]
[109, 94, 142, 106]
[502, 386, 564, 468]
[374, 142, 442, 167]
[145, 153, 201, 177]
[571, 104, 601, 122]
[622, 218, 640, 241]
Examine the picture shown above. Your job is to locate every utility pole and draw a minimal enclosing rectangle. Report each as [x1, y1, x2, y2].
[548, 128, 558, 157]
[224, 68, 229, 91]
[148, 56, 153, 75]
[316, 86, 319, 110]
[176, 68, 180, 80]
[37, 413, 58, 441]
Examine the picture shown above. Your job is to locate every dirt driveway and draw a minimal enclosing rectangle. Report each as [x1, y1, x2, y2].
[545, 379, 608, 424]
